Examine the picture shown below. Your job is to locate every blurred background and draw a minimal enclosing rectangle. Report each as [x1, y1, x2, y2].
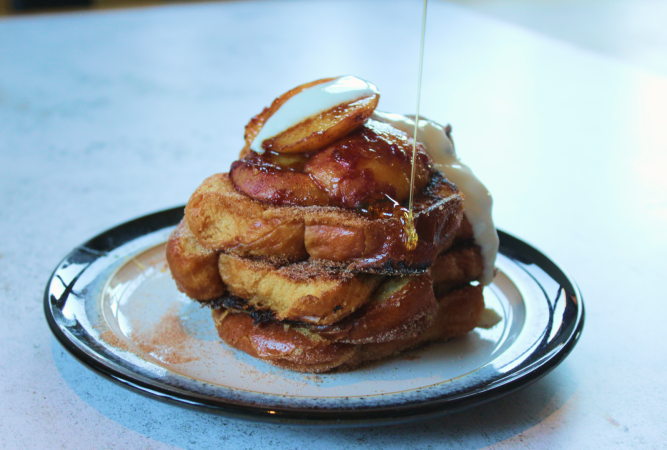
[2, 0, 666, 77]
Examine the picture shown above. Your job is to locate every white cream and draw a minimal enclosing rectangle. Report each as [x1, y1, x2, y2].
[372, 111, 499, 286]
[250, 76, 379, 154]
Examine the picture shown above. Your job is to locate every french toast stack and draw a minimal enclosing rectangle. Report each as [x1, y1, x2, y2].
[166, 77, 488, 373]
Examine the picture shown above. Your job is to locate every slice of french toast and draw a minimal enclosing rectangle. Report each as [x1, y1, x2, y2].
[212, 310, 358, 373]
[338, 285, 485, 371]
[166, 220, 225, 301]
[167, 217, 484, 312]
[217, 253, 383, 325]
[432, 246, 484, 295]
[185, 172, 463, 273]
[211, 284, 485, 373]
[304, 273, 438, 344]
[215, 273, 439, 345]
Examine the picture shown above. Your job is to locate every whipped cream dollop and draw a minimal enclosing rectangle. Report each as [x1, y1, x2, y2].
[372, 111, 499, 286]
[250, 76, 379, 154]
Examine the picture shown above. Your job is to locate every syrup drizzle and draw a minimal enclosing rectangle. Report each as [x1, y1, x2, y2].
[404, 0, 428, 251]
[356, 194, 414, 230]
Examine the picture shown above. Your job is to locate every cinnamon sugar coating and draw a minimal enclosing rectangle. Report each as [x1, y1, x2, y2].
[212, 284, 484, 373]
[185, 172, 463, 272]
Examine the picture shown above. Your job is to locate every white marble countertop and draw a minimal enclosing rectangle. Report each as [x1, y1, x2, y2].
[1, 0, 666, 448]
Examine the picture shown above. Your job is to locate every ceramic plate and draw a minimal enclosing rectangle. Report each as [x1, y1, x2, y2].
[44, 207, 584, 427]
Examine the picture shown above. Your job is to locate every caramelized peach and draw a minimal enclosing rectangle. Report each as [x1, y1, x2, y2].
[241, 77, 336, 158]
[260, 94, 379, 154]
[242, 77, 380, 156]
[231, 159, 333, 207]
[304, 120, 432, 208]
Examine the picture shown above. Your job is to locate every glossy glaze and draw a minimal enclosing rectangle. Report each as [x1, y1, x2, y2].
[233, 119, 432, 211]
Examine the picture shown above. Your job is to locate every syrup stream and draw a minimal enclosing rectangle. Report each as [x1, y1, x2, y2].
[404, 0, 428, 251]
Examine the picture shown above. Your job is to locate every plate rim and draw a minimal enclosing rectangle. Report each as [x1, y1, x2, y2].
[44, 206, 585, 427]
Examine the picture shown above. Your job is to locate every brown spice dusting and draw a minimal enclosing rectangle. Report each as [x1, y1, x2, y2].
[303, 374, 324, 384]
[131, 310, 198, 364]
[100, 330, 130, 352]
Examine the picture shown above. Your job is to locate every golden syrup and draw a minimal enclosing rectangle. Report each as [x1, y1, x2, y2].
[398, 208, 418, 251]
[261, 149, 312, 172]
[404, 0, 428, 251]
[357, 0, 428, 255]
[356, 194, 399, 219]
[357, 195, 418, 250]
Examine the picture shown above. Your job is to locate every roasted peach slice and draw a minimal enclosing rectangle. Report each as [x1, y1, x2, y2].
[230, 159, 333, 207]
[304, 119, 432, 208]
[241, 77, 336, 158]
[259, 94, 379, 154]
[241, 76, 380, 156]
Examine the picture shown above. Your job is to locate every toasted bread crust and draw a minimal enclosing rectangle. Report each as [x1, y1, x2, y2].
[212, 309, 357, 373]
[419, 285, 485, 342]
[167, 221, 481, 324]
[307, 273, 437, 344]
[185, 172, 463, 272]
[185, 173, 308, 261]
[212, 284, 484, 373]
[431, 245, 484, 294]
[218, 253, 383, 325]
[166, 220, 225, 300]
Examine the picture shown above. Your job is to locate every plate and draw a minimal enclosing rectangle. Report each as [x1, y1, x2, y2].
[44, 207, 584, 427]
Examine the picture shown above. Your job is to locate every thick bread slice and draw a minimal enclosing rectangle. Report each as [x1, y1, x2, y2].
[454, 216, 475, 243]
[308, 273, 438, 344]
[302, 172, 463, 272]
[212, 284, 484, 373]
[166, 220, 225, 300]
[218, 253, 383, 325]
[330, 284, 485, 371]
[166, 217, 482, 304]
[186, 172, 463, 273]
[431, 245, 484, 295]
[338, 286, 484, 370]
[416, 285, 485, 342]
[212, 309, 358, 373]
[185, 173, 308, 261]
[217, 273, 438, 345]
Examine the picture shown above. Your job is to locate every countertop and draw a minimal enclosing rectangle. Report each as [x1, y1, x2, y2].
[1, 0, 666, 448]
